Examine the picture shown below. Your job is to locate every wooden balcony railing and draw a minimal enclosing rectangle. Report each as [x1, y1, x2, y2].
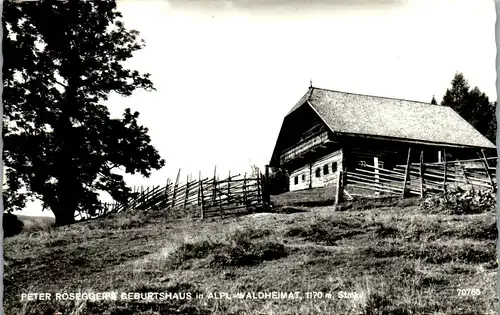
[280, 131, 330, 164]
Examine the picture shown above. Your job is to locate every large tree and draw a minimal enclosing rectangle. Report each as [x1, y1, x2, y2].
[3, 1, 165, 226]
[440, 72, 496, 143]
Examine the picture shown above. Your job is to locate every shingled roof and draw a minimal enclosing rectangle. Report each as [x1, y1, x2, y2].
[286, 87, 495, 149]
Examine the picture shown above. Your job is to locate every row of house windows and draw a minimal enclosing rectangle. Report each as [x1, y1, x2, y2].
[293, 161, 338, 185]
[293, 160, 385, 185]
[316, 161, 338, 177]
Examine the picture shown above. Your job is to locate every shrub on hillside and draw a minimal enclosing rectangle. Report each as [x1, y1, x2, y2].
[373, 217, 497, 242]
[209, 239, 287, 268]
[337, 197, 419, 212]
[167, 229, 287, 269]
[268, 167, 289, 195]
[285, 216, 365, 245]
[209, 229, 287, 267]
[3, 213, 24, 237]
[168, 240, 217, 269]
[420, 187, 495, 215]
[420, 242, 495, 264]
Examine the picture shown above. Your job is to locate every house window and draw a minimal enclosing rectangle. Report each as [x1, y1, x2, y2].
[301, 174, 305, 182]
[323, 164, 329, 175]
[332, 162, 338, 172]
[315, 168, 321, 178]
[294, 176, 299, 185]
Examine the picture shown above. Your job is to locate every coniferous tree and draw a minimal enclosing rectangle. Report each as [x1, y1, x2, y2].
[431, 95, 437, 105]
[3, 1, 165, 225]
[268, 167, 290, 195]
[441, 72, 496, 143]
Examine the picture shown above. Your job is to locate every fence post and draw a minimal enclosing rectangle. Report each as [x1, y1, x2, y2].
[199, 177, 205, 220]
[458, 160, 473, 192]
[151, 186, 157, 206]
[264, 165, 270, 204]
[140, 186, 145, 209]
[150, 186, 157, 209]
[144, 187, 151, 209]
[227, 171, 231, 205]
[212, 166, 217, 206]
[401, 147, 412, 198]
[479, 149, 496, 192]
[419, 151, 424, 199]
[243, 173, 248, 210]
[197, 171, 202, 206]
[150, 187, 156, 208]
[151, 185, 161, 210]
[257, 172, 262, 205]
[443, 147, 447, 192]
[171, 183, 177, 208]
[135, 186, 141, 209]
[127, 186, 134, 211]
[129, 187, 135, 210]
[164, 179, 170, 208]
[217, 176, 223, 218]
[139, 189, 143, 209]
[128, 188, 134, 211]
[373, 157, 379, 183]
[260, 173, 265, 206]
[184, 175, 190, 209]
[171, 169, 181, 208]
[151, 186, 158, 208]
[335, 171, 343, 205]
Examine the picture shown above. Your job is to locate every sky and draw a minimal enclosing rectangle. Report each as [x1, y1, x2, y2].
[17, 0, 497, 216]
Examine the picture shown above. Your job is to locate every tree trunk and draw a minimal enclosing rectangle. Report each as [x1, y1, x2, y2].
[52, 51, 81, 227]
[53, 205, 76, 226]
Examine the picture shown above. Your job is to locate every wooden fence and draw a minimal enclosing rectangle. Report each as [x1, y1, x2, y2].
[78, 167, 271, 221]
[199, 173, 266, 219]
[343, 151, 496, 199]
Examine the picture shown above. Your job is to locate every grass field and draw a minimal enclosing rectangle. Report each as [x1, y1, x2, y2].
[16, 214, 56, 232]
[3, 192, 498, 315]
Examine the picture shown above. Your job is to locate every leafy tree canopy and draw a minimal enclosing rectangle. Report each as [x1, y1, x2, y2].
[3, 1, 165, 226]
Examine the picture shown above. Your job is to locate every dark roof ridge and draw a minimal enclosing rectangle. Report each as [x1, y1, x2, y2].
[285, 86, 315, 115]
[307, 86, 314, 101]
[310, 86, 442, 107]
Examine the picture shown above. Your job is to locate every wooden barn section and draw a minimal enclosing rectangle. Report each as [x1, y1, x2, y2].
[269, 86, 496, 193]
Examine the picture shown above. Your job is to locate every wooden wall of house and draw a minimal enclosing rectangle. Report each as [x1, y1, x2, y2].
[341, 136, 487, 172]
[311, 149, 343, 188]
[289, 164, 310, 191]
[336, 135, 483, 170]
[281, 133, 491, 192]
[289, 149, 343, 191]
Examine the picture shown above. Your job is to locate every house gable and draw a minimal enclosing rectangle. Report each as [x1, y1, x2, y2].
[270, 102, 332, 167]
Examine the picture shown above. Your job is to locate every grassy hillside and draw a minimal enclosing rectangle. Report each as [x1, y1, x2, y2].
[4, 196, 498, 315]
[16, 214, 55, 232]
[3, 214, 55, 238]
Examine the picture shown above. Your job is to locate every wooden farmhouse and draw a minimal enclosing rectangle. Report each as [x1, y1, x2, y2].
[269, 86, 496, 192]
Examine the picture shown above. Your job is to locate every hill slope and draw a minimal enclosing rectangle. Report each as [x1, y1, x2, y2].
[4, 199, 498, 315]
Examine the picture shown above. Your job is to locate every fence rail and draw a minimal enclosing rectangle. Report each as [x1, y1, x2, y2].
[343, 151, 496, 199]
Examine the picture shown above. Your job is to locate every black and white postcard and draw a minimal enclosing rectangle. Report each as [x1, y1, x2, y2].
[2, 1, 498, 314]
